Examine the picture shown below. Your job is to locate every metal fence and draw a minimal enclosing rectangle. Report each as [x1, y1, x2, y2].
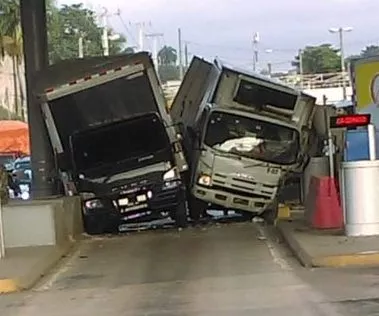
[276, 72, 351, 89]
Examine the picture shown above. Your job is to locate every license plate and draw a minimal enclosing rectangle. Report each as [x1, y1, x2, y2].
[118, 198, 129, 206]
[136, 194, 147, 202]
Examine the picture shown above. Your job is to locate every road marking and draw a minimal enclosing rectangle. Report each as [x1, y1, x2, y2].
[33, 243, 85, 292]
[255, 223, 293, 271]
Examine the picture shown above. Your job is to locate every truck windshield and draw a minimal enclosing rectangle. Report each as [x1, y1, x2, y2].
[71, 114, 171, 173]
[203, 112, 299, 165]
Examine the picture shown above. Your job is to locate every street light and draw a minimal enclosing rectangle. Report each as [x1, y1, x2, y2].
[329, 26, 353, 100]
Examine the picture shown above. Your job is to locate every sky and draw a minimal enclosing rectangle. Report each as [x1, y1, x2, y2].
[58, 0, 379, 72]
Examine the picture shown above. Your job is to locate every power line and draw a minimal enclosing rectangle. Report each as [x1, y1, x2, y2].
[184, 38, 379, 55]
[114, 9, 138, 48]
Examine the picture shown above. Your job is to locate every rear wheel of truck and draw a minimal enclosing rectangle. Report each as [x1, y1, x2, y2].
[262, 200, 279, 225]
[173, 199, 188, 228]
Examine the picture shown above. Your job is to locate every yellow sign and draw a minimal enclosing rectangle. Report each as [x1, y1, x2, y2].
[353, 58, 379, 110]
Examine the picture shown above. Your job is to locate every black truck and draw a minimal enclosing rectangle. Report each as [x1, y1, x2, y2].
[34, 52, 189, 234]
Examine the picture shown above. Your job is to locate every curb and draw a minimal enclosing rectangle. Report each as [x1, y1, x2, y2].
[277, 221, 379, 268]
[0, 242, 75, 294]
[276, 220, 314, 268]
[312, 252, 379, 268]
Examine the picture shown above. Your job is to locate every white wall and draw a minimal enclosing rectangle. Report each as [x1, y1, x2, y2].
[0, 55, 26, 116]
[303, 87, 353, 104]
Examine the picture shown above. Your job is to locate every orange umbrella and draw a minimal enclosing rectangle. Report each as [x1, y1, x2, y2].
[0, 120, 30, 155]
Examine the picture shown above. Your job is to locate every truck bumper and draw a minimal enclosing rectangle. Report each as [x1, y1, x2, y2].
[192, 184, 274, 214]
[83, 180, 185, 221]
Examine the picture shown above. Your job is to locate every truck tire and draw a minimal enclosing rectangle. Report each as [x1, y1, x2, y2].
[83, 214, 118, 235]
[262, 200, 279, 225]
[83, 215, 105, 235]
[173, 199, 188, 228]
[188, 197, 207, 222]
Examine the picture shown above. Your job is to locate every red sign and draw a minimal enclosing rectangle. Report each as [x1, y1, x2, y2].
[330, 114, 371, 128]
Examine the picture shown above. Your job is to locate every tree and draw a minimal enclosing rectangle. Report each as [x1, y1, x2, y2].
[47, 3, 126, 63]
[292, 44, 341, 74]
[123, 46, 136, 54]
[0, 0, 24, 119]
[158, 45, 177, 65]
[359, 45, 379, 58]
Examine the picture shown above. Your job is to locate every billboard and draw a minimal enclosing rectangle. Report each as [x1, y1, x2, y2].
[351, 56, 379, 111]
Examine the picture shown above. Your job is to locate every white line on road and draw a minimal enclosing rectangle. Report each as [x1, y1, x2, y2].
[255, 223, 293, 271]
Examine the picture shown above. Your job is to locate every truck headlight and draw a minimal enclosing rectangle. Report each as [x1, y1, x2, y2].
[198, 174, 212, 186]
[163, 167, 178, 181]
[84, 199, 104, 209]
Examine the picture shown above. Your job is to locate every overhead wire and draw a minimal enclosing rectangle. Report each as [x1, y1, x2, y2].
[115, 13, 139, 48]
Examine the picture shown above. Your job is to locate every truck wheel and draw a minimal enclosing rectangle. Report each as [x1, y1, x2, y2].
[240, 211, 255, 221]
[83, 215, 105, 235]
[173, 199, 188, 228]
[262, 200, 279, 225]
[83, 214, 118, 235]
[188, 197, 207, 222]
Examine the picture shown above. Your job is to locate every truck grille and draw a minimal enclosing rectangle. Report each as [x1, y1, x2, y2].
[212, 172, 276, 198]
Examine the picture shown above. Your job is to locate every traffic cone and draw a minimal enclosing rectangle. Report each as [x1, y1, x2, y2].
[310, 176, 343, 229]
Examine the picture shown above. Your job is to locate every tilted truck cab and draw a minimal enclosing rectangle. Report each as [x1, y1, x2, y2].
[170, 56, 317, 222]
[34, 52, 188, 234]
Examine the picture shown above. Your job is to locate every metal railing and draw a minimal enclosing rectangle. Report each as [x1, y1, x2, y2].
[276, 72, 351, 89]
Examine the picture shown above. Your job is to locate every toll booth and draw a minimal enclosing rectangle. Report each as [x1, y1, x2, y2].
[336, 114, 379, 236]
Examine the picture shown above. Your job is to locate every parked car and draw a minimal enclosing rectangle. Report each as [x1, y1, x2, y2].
[12, 156, 31, 185]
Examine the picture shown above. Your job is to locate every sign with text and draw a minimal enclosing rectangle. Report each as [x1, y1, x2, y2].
[330, 114, 371, 129]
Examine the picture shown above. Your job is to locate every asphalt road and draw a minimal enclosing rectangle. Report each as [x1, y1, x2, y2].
[1, 222, 379, 315]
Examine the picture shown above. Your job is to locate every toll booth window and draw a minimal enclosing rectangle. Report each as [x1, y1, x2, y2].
[233, 79, 297, 111]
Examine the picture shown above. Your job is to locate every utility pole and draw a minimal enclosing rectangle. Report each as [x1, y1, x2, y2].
[178, 28, 183, 80]
[299, 49, 304, 89]
[100, 8, 109, 56]
[267, 63, 272, 77]
[135, 22, 145, 52]
[184, 42, 189, 68]
[78, 32, 85, 58]
[265, 49, 273, 78]
[145, 32, 163, 72]
[329, 26, 353, 101]
[339, 29, 346, 100]
[20, 0, 56, 198]
[252, 32, 259, 72]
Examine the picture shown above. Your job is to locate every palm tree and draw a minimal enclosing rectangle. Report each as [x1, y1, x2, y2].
[158, 45, 177, 65]
[0, 0, 24, 120]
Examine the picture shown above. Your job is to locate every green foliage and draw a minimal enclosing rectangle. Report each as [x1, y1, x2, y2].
[158, 45, 177, 65]
[47, 3, 126, 63]
[293, 44, 341, 74]
[358, 45, 379, 58]
[0, 0, 20, 57]
[346, 45, 379, 64]
[123, 46, 136, 54]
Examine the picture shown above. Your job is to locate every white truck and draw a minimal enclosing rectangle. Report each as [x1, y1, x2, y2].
[170, 56, 319, 222]
[34, 52, 189, 234]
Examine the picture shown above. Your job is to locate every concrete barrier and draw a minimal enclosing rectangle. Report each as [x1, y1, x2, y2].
[2, 196, 83, 248]
[0, 196, 83, 293]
